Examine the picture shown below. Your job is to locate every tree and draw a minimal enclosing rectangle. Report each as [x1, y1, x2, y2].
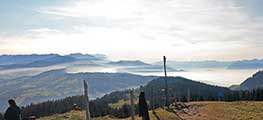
[121, 104, 131, 118]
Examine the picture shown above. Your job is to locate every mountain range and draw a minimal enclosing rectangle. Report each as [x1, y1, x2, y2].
[0, 53, 108, 70]
[155, 59, 263, 70]
[0, 53, 262, 71]
[227, 59, 263, 69]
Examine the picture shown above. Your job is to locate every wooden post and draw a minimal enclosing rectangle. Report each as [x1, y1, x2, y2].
[84, 80, 91, 120]
[130, 89, 135, 120]
[187, 89, 190, 102]
[151, 87, 155, 112]
[163, 56, 168, 107]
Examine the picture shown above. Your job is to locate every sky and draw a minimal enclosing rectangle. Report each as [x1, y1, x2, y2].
[0, 0, 262, 62]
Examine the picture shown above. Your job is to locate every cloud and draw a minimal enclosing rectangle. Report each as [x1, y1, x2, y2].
[0, 0, 262, 61]
[40, 0, 262, 42]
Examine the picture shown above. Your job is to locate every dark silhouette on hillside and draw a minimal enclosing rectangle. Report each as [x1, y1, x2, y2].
[139, 92, 150, 120]
[4, 99, 21, 120]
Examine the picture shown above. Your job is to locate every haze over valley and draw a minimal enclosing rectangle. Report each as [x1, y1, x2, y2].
[0, 53, 261, 86]
[0, 53, 262, 111]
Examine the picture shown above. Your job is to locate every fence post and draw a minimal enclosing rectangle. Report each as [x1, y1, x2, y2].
[84, 80, 91, 120]
[130, 89, 135, 120]
[163, 56, 168, 107]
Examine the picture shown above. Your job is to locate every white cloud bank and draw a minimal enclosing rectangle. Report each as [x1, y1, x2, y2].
[0, 0, 262, 62]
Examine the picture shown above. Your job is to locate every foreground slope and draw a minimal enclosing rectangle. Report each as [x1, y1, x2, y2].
[179, 101, 263, 120]
[39, 108, 180, 120]
[39, 101, 263, 120]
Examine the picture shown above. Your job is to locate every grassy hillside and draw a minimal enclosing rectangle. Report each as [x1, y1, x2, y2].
[39, 108, 179, 120]
[109, 99, 138, 109]
[40, 101, 263, 120]
[179, 101, 263, 120]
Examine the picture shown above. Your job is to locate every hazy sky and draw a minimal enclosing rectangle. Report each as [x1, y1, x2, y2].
[0, 0, 262, 62]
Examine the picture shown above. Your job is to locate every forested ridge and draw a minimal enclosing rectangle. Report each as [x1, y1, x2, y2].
[16, 77, 224, 119]
[20, 95, 137, 119]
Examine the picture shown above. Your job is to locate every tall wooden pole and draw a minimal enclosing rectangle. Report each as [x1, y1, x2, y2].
[130, 89, 135, 120]
[187, 89, 190, 102]
[163, 56, 168, 107]
[151, 87, 155, 112]
[84, 80, 91, 120]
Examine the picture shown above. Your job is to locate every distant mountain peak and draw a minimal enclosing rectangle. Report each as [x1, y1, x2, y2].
[109, 60, 150, 66]
[67, 53, 107, 60]
[253, 70, 263, 76]
[238, 70, 263, 90]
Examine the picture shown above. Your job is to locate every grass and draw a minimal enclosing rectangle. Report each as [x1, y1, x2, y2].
[108, 99, 138, 109]
[181, 101, 263, 120]
[153, 108, 181, 120]
[39, 108, 178, 120]
[39, 111, 84, 120]
[40, 101, 263, 120]
[108, 100, 130, 109]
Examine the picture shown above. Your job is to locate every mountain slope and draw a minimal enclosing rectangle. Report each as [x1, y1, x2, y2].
[142, 77, 230, 104]
[0, 54, 59, 65]
[0, 55, 75, 69]
[238, 71, 263, 90]
[0, 69, 156, 111]
[92, 76, 231, 109]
